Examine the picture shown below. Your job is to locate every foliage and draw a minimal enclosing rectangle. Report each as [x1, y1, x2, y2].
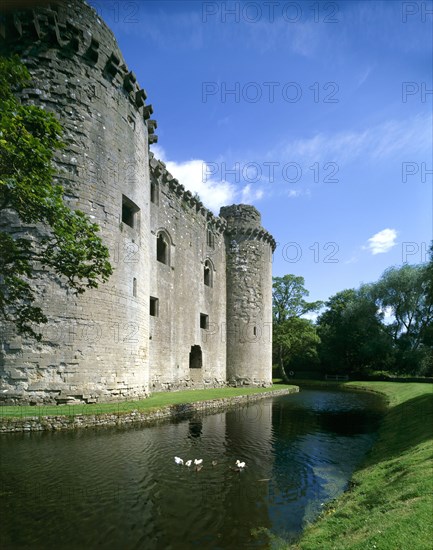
[0, 55, 112, 340]
[371, 262, 433, 375]
[373, 263, 432, 349]
[272, 275, 322, 380]
[273, 274, 322, 323]
[316, 288, 394, 375]
[273, 317, 320, 373]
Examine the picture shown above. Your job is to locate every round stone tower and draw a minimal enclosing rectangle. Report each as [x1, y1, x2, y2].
[0, 0, 155, 403]
[220, 205, 276, 386]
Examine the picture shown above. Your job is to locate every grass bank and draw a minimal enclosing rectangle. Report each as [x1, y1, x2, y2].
[0, 384, 297, 419]
[288, 381, 433, 550]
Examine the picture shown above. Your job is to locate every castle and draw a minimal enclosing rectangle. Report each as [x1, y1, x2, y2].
[0, 0, 275, 405]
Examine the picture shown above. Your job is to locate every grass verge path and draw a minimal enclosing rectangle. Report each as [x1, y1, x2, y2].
[0, 385, 297, 419]
[288, 381, 433, 550]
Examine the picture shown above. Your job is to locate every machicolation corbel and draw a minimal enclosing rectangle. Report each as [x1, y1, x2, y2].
[135, 89, 147, 108]
[123, 71, 136, 92]
[105, 52, 120, 78]
[85, 37, 99, 63]
[142, 104, 153, 120]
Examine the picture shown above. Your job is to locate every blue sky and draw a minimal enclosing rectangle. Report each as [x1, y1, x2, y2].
[88, 0, 432, 306]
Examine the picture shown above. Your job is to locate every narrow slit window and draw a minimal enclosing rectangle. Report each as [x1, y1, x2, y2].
[150, 297, 159, 317]
[133, 278, 137, 297]
[207, 230, 215, 248]
[200, 313, 209, 330]
[150, 182, 159, 204]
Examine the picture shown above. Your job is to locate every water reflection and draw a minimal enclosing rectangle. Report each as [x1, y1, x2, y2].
[0, 388, 384, 549]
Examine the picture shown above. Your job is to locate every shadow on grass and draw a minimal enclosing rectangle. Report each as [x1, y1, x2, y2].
[364, 392, 433, 465]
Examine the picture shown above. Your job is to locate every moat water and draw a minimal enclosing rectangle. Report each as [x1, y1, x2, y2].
[0, 387, 385, 549]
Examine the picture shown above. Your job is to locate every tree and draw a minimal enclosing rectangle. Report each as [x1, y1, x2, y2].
[273, 274, 322, 322]
[317, 288, 393, 375]
[425, 242, 433, 303]
[272, 275, 322, 380]
[0, 55, 112, 340]
[372, 263, 433, 375]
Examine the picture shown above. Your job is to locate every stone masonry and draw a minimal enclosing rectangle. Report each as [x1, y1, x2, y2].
[0, 0, 276, 404]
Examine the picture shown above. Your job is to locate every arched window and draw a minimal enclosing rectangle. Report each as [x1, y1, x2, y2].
[157, 232, 169, 265]
[204, 259, 213, 287]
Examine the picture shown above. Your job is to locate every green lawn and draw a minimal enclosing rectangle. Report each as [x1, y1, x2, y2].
[288, 381, 433, 550]
[0, 384, 297, 419]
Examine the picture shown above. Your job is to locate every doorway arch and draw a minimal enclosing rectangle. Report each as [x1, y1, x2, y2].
[189, 345, 202, 369]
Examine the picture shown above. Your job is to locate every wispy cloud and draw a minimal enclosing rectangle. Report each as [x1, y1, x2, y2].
[273, 114, 432, 165]
[151, 145, 264, 213]
[364, 228, 398, 255]
[288, 188, 311, 199]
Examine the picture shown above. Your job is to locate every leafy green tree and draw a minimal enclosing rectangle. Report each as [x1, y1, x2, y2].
[0, 55, 112, 339]
[273, 317, 320, 376]
[317, 288, 394, 375]
[425, 242, 433, 303]
[374, 264, 432, 349]
[372, 262, 433, 375]
[272, 274, 322, 380]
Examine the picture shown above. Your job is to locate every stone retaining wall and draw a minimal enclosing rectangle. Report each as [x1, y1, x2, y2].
[0, 387, 299, 433]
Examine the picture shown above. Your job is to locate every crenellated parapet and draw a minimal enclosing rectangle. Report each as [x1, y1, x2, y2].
[221, 204, 276, 251]
[149, 152, 227, 232]
[0, 0, 156, 140]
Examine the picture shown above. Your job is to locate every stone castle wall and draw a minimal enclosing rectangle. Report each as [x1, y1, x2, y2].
[0, 0, 275, 405]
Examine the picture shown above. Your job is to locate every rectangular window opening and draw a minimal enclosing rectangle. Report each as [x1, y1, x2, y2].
[133, 278, 137, 297]
[200, 313, 209, 330]
[122, 195, 140, 228]
[150, 297, 159, 317]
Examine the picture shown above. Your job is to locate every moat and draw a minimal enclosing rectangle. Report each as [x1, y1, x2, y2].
[0, 387, 385, 549]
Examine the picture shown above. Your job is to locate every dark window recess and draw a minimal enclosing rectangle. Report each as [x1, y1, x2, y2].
[133, 278, 137, 297]
[189, 345, 202, 369]
[150, 297, 159, 317]
[204, 266, 210, 286]
[150, 182, 159, 204]
[204, 260, 212, 287]
[122, 195, 139, 228]
[253, 326, 257, 336]
[157, 234, 168, 264]
[200, 314, 209, 330]
[207, 230, 215, 248]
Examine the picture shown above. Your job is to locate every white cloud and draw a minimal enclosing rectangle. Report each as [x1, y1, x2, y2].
[274, 114, 432, 165]
[240, 184, 264, 203]
[150, 145, 264, 213]
[365, 228, 398, 255]
[287, 188, 311, 199]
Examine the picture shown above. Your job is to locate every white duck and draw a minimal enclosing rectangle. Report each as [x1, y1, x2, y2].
[236, 460, 246, 469]
[185, 460, 192, 467]
[174, 456, 184, 465]
[194, 458, 203, 466]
